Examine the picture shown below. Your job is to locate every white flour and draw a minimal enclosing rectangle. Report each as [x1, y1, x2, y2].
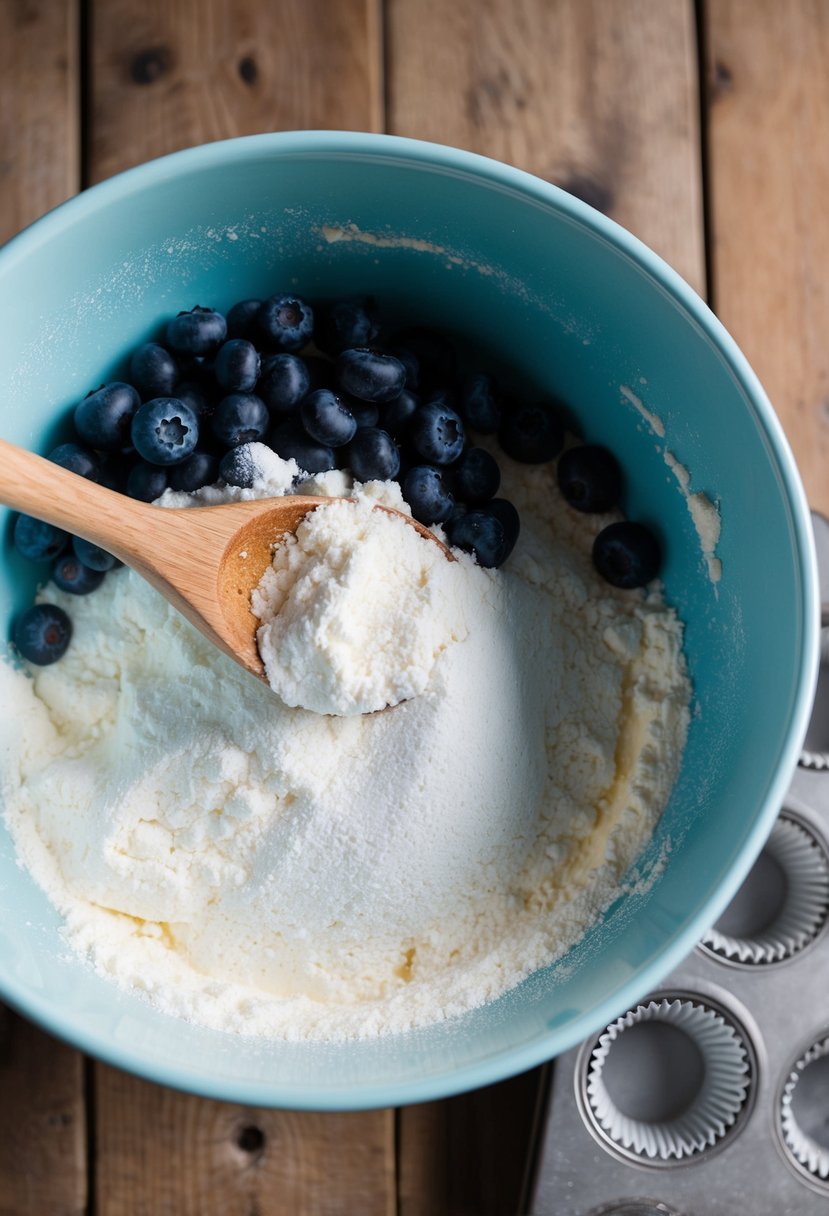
[252, 498, 470, 716]
[0, 453, 691, 1040]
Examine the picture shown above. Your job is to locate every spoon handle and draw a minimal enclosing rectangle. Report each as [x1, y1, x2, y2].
[0, 437, 155, 560]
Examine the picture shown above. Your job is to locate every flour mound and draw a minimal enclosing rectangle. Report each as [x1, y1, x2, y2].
[252, 498, 469, 716]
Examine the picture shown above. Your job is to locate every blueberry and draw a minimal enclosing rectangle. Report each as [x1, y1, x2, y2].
[557, 445, 622, 513]
[401, 465, 454, 525]
[14, 515, 69, 562]
[270, 420, 335, 474]
[487, 498, 521, 552]
[214, 339, 261, 393]
[166, 306, 227, 356]
[592, 521, 661, 589]
[390, 327, 455, 390]
[452, 446, 500, 504]
[462, 373, 502, 434]
[445, 501, 468, 529]
[131, 398, 199, 465]
[300, 389, 358, 448]
[173, 379, 212, 419]
[256, 294, 314, 352]
[423, 384, 460, 412]
[226, 298, 262, 339]
[98, 452, 134, 493]
[337, 348, 406, 403]
[345, 396, 380, 429]
[168, 450, 219, 492]
[347, 428, 400, 482]
[387, 346, 420, 390]
[52, 552, 105, 595]
[219, 443, 263, 489]
[499, 400, 564, 464]
[126, 461, 169, 502]
[409, 402, 465, 465]
[72, 536, 117, 572]
[446, 500, 519, 568]
[48, 442, 100, 481]
[12, 603, 72, 665]
[171, 384, 222, 455]
[74, 382, 141, 451]
[212, 393, 270, 447]
[130, 343, 179, 399]
[258, 354, 311, 414]
[320, 297, 380, 354]
[382, 389, 419, 440]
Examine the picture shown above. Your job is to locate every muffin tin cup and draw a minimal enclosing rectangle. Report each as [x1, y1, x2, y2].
[582, 996, 752, 1163]
[780, 1035, 829, 1184]
[701, 813, 829, 966]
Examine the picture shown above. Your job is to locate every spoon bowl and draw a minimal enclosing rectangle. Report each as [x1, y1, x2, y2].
[0, 438, 447, 682]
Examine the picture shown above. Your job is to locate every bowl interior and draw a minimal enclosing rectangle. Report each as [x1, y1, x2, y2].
[0, 134, 816, 1107]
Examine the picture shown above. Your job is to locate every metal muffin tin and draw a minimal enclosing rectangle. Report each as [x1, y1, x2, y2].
[529, 514, 829, 1216]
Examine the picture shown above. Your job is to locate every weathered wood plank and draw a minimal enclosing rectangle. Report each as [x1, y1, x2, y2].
[386, 0, 705, 294]
[86, 6, 394, 1213]
[87, 0, 383, 183]
[0, 5, 86, 1213]
[94, 1065, 395, 1216]
[706, 0, 829, 514]
[0, 0, 81, 243]
[0, 1007, 87, 1216]
[398, 1069, 546, 1216]
[386, 2, 705, 1209]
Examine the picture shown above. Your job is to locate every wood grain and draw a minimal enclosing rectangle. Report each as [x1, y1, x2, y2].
[386, 0, 705, 294]
[87, 0, 383, 183]
[706, 0, 829, 514]
[0, 1007, 86, 1216]
[94, 1064, 394, 1216]
[0, 0, 80, 243]
[398, 1069, 547, 1216]
[0, 5, 87, 1214]
[385, 3, 705, 1207]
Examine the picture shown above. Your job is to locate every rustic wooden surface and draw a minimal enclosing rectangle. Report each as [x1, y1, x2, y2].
[0, 0, 80, 245]
[0, 1, 823, 1213]
[94, 1064, 395, 1216]
[386, 0, 705, 293]
[705, 0, 829, 517]
[0, 1007, 87, 1216]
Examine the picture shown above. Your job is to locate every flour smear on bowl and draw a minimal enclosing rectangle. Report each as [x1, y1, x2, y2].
[0, 446, 690, 1040]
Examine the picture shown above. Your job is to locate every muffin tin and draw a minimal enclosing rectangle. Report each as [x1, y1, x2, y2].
[528, 514, 829, 1215]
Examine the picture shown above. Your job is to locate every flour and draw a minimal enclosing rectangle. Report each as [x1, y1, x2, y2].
[252, 498, 470, 716]
[0, 452, 691, 1040]
[619, 384, 722, 583]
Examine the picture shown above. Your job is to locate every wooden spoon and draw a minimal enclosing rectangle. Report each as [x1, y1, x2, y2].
[0, 438, 448, 683]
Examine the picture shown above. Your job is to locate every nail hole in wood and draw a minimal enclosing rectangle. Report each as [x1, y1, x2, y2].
[711, 60, 734, 100]
[239, 56, 258, 85]
[237, 1124, 265, 1153]
[130, 46, 174, 86]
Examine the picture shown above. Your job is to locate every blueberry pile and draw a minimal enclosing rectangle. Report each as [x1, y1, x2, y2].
[8, 292, 661, 665]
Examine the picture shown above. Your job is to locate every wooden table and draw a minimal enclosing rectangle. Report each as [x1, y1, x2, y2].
[1, 2, 826, 1212]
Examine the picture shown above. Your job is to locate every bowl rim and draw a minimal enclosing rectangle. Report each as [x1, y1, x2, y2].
[0, 129, 819, 1110]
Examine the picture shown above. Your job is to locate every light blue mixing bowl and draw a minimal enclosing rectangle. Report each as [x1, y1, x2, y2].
[0, 132, 818, 1108]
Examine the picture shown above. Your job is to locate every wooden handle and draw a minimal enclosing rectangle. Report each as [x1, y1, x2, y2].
[0, 436, 156, 559]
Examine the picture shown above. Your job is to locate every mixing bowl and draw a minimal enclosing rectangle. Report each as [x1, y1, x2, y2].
[0, 132, 818, 1109]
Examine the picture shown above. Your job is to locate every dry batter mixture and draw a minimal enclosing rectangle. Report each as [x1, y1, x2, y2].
[0, 453, 690, 1040]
